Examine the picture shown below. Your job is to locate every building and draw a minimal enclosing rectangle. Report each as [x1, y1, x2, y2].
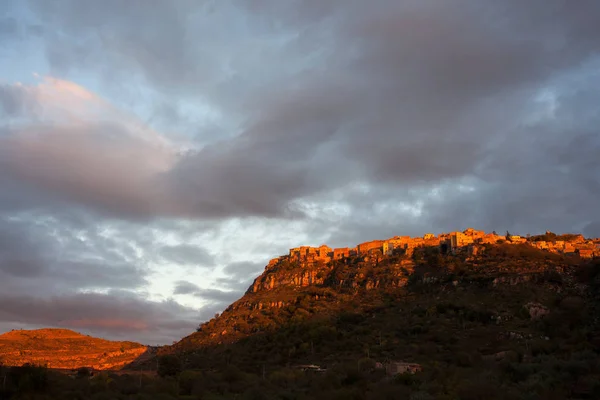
[294, 364, 326, 373]
[564, 243, 575, 253]
[578, 249, 594, 259]
[385, 362, 422, 376]
[450, 232, 474, 250]
[509, 236, 527, 244]
[357, 240, 384, 255]
[479, 233, 502, 244]
[382, 241, 394, 255]
[333, 247, 350, 260]
[317, 244, 332, 260]
[464, 228, 486, 239]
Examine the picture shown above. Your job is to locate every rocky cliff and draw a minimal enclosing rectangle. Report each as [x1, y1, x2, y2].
[170, 231, 597, 353]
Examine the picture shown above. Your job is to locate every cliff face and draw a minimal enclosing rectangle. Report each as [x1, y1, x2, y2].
[170, 230, 598, 353]
[0, 328, 147, 370]
[248, 256, 411, 294]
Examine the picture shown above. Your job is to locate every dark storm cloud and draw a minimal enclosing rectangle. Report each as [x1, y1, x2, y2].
[4, 0, 593, 229]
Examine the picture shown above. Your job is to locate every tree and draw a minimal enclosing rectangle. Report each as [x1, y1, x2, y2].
[157, 355, 182, 377]
[76, 367, 92, 379]
[9, 364, 49, 392]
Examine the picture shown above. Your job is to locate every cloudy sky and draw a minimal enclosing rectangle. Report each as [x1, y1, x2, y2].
[0, 1, 599, 344]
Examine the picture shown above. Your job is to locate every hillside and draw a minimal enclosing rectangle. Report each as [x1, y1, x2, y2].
[5, 229, 598, 399]
[150, 229, 600, 399]
[171, 229, 599, 352]
[0, 328, 147, 370]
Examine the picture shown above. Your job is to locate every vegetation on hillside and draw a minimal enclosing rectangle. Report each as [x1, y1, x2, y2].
[2, 243, 600, 399]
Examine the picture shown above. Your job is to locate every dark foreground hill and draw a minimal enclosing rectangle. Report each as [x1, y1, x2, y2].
[0, 328, 146, 370]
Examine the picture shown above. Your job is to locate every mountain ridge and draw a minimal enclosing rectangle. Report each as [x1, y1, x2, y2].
[167, 229, 600, 354]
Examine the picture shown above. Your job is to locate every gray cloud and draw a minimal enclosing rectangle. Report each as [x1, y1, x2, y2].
[0, 291, 199, 345]
[173, 279, 242, 325]
[173, 280, 200, 295]
[174, 280, 239, 304]
[207, 261, 270, 298]
[584, 222, 600, 239]
[0, 17, 17, 39]
[214, 277, 254, 294]
[223, 261, 264, 278]
[0, 0, 598, 344]
[0, 219, 48, 278]
[0, 214, 150, 293]
[0, 84, 35, 117]
[0, 0, 593, 227]
[159, 244, 215, 267]
[0, 214, 210, 344]
[193, 288, 240, 304]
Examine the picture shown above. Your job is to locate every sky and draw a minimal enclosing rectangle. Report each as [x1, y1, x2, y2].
[0, 0, 599, 345]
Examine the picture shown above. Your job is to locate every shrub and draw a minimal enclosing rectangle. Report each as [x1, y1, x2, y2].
[157, 355, 182, 377]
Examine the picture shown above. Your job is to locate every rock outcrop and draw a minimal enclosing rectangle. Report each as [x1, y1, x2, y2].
[524, 302, 550, 320]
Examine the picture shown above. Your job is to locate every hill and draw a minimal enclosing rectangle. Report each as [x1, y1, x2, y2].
[0, 328, 147, 370]
[4, 229, 599, 399]
[170, 229, 599, 352]
[150, 229, 600, 399]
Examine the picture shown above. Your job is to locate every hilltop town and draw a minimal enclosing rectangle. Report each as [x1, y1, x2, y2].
[266, 229, 600, 270]
[166, 225, 600, 400]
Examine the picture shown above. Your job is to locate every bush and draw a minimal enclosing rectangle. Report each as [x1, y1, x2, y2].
[157, 355, 182, 377]
[9, 364, 49, 392]
[76, 367, 92, 378]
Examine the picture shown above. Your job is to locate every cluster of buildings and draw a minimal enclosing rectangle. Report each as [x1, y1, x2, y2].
[528, 234, 598, 258]
[265, 229, 600, 268]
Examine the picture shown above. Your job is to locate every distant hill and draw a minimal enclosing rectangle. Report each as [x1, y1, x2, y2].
[0, 328, 147, 370]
